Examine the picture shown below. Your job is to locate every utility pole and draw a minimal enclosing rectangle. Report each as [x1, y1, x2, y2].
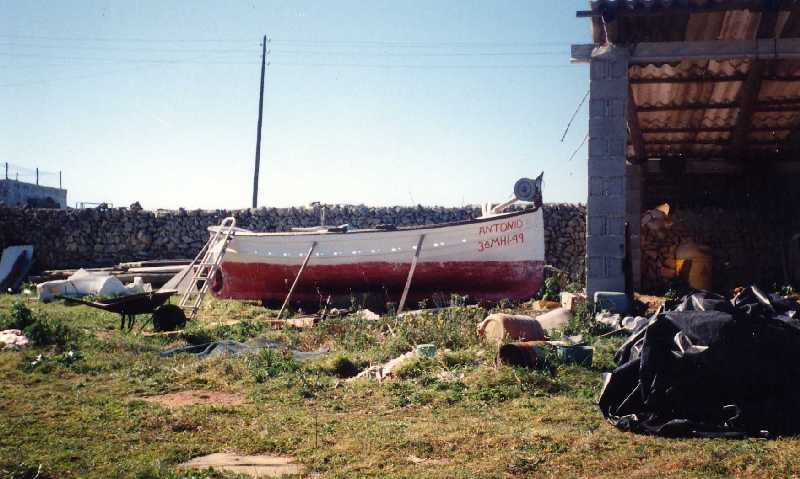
[252, 35, 269, 208]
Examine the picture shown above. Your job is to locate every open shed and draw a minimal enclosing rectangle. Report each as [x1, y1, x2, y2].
[573, 0, 800, 297]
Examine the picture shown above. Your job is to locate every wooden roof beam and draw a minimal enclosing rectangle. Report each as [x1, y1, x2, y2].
[644, 139, 786, 146]
[641, 126, 790, 133]
[730, 7, 780, 154]
[572, 38, 800, 64]
[635, 98, 800, 112]
[577, 1, 800, 18]
[627, 85, 646, 164]
[630, 75, 800, 84]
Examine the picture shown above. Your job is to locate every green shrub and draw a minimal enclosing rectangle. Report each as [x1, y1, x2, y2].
[439, 349, 480, 369]
[391, 303, 484, 351]
[562, 301, 611, 339]
[318, 353, 360, 378]
[0, 300, 35, 330]
[1, 300, 76, 348]
[20, 350, 83, 374]
[248, 348, 300, 383]
[465, 365, 560, 402]
[393, 356, 436, 379]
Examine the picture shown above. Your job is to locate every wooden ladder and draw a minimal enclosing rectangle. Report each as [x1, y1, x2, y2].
[177, 216, 237, 320]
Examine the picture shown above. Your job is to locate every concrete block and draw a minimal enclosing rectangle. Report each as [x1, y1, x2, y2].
[605, 176, 624, 196]
[606, 216, 626, 236]
[587, 256, 606, 278]
[605, 256, 625, 277]
[588, 157, 626, 176]
[608, 99, 626, 118]
[608, 137, 628, 156]
[587, 235, 625, 257]
[593, 291, 630, 314]
[588, 138, 609, 158]
[590, 61, 609, 80]
[611, 57, 629, 79]
[588, 278, 626, 298]
[587, 196, 626, 216]
[589, 177, 605, 197]
[588, 215, 606, 235]
[589, 99, 606, 118]
[590, 79, 628, 99]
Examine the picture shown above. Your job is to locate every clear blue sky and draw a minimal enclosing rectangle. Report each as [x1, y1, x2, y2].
[1, 0, 592, 210]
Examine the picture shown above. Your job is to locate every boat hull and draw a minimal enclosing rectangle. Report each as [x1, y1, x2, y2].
[210, 209, 545, 307]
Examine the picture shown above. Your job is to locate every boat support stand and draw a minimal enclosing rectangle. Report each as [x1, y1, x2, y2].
[397, 234, 426, 315]
[278, 241, 318, 320]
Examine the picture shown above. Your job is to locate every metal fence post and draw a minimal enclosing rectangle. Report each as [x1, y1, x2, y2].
[59, 171, 62, 189]
[4, 162, 7, 180]
[36, 167, 39, 185]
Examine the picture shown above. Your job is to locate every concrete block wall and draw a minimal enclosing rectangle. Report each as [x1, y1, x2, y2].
[0, 180, 67, 208]
[626, 163, 642, 291]
[586, 46, 629, 298]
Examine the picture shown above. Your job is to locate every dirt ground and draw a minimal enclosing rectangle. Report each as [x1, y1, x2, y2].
[140, 390, 247, 408]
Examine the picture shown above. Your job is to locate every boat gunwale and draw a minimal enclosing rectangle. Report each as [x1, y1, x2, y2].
[209, 207, 541, 238]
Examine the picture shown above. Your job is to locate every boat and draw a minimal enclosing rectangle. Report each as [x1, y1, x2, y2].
[207, 176, 545, 309]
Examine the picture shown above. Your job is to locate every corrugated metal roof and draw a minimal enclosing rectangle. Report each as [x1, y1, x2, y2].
[580, 1, 800, 159]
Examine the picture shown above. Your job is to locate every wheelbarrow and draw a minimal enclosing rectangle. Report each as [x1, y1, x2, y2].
[59, 289, 186, 332]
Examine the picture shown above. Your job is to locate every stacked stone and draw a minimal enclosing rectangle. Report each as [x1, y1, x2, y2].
[0, 203, 587, 281]
[640, 206, 788, 292]
[543, 204, 586, 282]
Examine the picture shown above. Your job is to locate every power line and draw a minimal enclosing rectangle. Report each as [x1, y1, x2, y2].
[271, 50, 567, 57]
[0, 33, 255, 43]
[0, 41, 259, 53]
[561, 90, 590, 142]
[0, 61, 581, 88]
[0, 43, 567, 57]
[270, 62, 578, 69]
[0, 33, 577, 48]
[270, 39, 576, 47]
[567, 133, 589, 162]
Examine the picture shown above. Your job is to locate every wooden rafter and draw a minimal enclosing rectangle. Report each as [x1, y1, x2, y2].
[634, 98, 800, 113]
[641, 126, 790, 134]
[644, 139, 785, 146]
[730, 62, 767, 153]
[576, 1, 800, 18]
[572, 38, 800, 64]
[630, 74, 800, 84]
[730, 7, 781, 155]
[627, 85, 646, 163]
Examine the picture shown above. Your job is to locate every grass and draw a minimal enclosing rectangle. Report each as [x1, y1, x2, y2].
[1, 294, 800, 478]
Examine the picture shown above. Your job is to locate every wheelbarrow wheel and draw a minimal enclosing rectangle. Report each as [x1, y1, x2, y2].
[152, 304, 187, 332]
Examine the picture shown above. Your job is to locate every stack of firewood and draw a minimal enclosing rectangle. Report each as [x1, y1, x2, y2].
[641, 203, 689, 290]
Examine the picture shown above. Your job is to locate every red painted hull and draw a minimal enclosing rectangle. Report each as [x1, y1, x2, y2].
[211, 260, 545, 306]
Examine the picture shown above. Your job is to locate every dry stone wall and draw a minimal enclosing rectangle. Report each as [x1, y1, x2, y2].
[0, 203, 586, 281]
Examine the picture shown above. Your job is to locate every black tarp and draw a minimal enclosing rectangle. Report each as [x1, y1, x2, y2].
[599, 287, 800, 437]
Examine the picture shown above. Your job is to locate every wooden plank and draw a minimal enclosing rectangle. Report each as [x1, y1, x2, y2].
[645, 140, 783, 146]
[631, 74, 800, 84]
[635, 98, 800, 112]
[630, 75, 749, 84]
[730, 8, 780, 155]
[572, 38, 800, 64]
[627, 85, 646, 164]
[731, 62, 767, 154]
[277, 242, 317, 320]
[576, 1, 791, 18]
[636, 102, 739, 112]
[641, 126, 790, 134]
[397, 234, 425, 315]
